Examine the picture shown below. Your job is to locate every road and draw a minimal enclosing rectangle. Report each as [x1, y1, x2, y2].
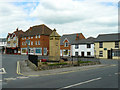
[1, 55, 119, 89]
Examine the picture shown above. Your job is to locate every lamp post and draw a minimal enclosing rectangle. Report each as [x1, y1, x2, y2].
[26, 39, 30, 59]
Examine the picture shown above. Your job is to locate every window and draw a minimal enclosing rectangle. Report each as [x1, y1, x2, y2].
[113, 50, 120, 57]
[75, 52, 79, 56]
[14, 43, 16, 47]
[35, 35, 37, 38]
[30, 48, 34, 53]
[36, 41, 37, 45]
[99, 42, 103, 48]
[25, 37, 26, 39]
[14, 37, 16, 41]
[87, 52, 91, 56]
[31, 36, 33, 39]
[75, 45, 79, 49]
[28, 37, 30, 39]
[87, 44, 91, 48]
[63, 50, 69, 55]
[38, 35, 40, 38]
[38, 41, 40, 45]
[22, 48, 27, 53]
[22, 42, 24, 45]
[28, 41, 30, 45]
[99, 51, 103, 57]
[115, 41, 119, 48]
[8, 37, 10, 41]
[36, 48, 42, 54]
[31, 41, 33, 45]
[44, 48, 47, 55]
[64, 42, 68, 47]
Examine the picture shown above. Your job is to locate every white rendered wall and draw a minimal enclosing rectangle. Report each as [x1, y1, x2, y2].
[71, 44, 94, 57]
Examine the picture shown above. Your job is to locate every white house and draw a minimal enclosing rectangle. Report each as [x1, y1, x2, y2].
[71, 37, 95, 57]
[0, 38, 7, 54]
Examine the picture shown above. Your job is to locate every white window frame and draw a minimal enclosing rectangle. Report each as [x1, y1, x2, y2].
[31, 41, 33, 45]
[39, 35, 40, 38]
[38, 41, 40, 45]
[31, 36, 33, 39]
[99, 51, 103, 57]
[64, 42, 68, 47]
[36, 41, 37, 45]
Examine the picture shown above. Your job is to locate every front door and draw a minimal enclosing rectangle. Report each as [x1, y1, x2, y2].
[108, 50, 112, 59]
[81, 52, 84, 57]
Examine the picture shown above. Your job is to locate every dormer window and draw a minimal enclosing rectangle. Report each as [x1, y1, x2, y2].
[64, 42, 68, 47]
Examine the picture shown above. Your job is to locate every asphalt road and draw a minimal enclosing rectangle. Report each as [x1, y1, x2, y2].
[1, 55, 119, 89]
[2, 54, 28, 78]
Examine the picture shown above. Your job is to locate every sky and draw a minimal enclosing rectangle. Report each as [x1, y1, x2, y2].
[0, 0, 119, 38]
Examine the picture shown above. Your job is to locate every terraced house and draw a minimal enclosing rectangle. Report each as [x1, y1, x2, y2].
[6, 28, 24, 54]
[20, 24, 53, 55]
[71, 37, 95, 57]
[60, 33, 85, 56]
[94, 33, 120, 59]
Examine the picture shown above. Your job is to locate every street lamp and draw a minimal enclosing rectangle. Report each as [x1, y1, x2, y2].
[26, 39, 30, 59]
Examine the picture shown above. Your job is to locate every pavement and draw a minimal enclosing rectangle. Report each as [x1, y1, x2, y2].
[18, 60, 116, 77]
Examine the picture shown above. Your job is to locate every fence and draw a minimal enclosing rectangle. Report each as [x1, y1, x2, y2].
[28, 55, 38, 67]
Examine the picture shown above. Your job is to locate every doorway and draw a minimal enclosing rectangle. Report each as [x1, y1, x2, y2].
[108, 50, 112, 59]
[81, 52, 84, 57]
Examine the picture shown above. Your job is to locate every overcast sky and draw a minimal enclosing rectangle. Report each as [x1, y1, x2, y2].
[0, 0, 118, 38]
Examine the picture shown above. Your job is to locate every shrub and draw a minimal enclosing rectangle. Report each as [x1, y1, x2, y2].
[42, 62, 47, 65]
[48, 63, 67, 66]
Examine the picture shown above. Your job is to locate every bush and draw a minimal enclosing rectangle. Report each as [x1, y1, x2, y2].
[42, 62, 47, 65]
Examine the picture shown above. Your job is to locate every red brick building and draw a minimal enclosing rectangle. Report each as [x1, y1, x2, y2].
[20, 24, 53, 55]
[60, 33, 85, 56]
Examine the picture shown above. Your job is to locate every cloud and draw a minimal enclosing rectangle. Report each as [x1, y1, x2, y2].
[0, 0, 118, 38]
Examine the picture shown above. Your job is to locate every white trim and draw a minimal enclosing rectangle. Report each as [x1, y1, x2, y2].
[63, 38, 69, 43]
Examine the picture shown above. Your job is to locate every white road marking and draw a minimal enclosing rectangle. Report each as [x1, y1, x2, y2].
[0, 80, 2, 82]
[17, 76, 29, 79]
[58, 77, 102, 90]
[115, 73, 118, 75]
[0, 68, 6, 74]
[4, 78, 16, 81]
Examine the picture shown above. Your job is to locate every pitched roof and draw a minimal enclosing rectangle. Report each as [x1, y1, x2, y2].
[22, 24, 53, 37]
[60, 33, 85, 45]
[7, 29, 24, 38]
[94, 33, 120, 42]
[71, 37, 95, 45]
[50, 29, 61, 37]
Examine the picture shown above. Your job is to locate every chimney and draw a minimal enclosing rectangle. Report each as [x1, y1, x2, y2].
[76, 33, 79, 40]
[16, 28, 18, 31]
[53, 28, 56, 31]
[79, 33, 85, 39]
